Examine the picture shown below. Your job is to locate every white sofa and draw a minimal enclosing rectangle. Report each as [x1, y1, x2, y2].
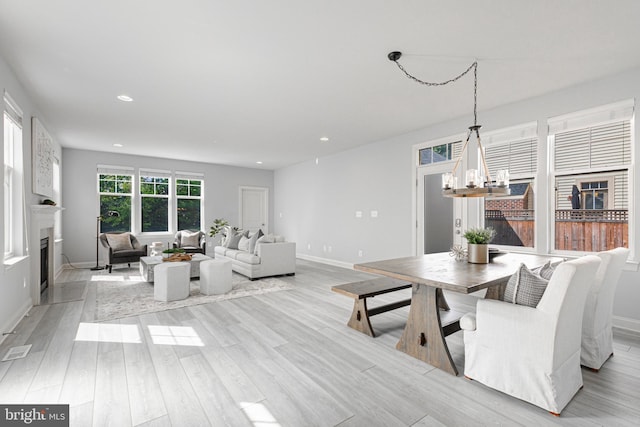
[214, 237, 296, 280]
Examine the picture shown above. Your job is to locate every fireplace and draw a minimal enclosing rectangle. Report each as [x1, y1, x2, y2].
[40, 237, 49, 293]
[30, 205, 63, 306]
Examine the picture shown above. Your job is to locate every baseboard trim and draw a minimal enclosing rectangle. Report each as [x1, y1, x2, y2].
[62, 261, 100, 270]
[0, 301, 32, 346]
[613, 315, 640, 334]
[296, 253, 354, 270]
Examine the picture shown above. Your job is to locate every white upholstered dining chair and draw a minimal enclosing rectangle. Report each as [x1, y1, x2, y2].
[460, 255, 601, 416]
[581, 247, 629, 371]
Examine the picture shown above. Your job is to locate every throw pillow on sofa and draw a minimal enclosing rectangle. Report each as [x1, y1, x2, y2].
[224, 229, 246, 249]
[503, 263, 549, 307]
[248, 229, 264, 254]
[180, 231, 201, 248]
[238, 234, 250, 251]
[106, 233, 133, 251]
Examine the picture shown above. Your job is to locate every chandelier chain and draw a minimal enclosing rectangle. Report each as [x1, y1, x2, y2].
[393, 60, 478, 126]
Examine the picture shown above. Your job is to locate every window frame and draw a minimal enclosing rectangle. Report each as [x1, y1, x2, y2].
[97, 167, 134, 233]
[53, 156, 62, 240]
[139, 170, 171, 234]
[548, 100, 633, 256]
[578, 175, 614, 210]
[175, 172, 204, 232]
[418, 142, 460, 166]
[480, 123, 538, 251]
[97, 167, 206, 236]
[3, 113, 16, 259]
[3, 93, 23, 261]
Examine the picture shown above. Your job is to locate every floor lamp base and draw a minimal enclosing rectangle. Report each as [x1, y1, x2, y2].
[90, 266, 105, 271]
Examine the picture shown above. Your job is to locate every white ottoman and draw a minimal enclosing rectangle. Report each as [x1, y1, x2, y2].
[200, 259, 232, 295]
[154, 262, 190, 302]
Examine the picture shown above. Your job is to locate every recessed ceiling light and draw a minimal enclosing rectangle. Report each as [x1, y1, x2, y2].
[320, 137, 329, 142]
[256, 161, 263, 165]
[113, 143, 123, 147]
[117, 95, 133, 102]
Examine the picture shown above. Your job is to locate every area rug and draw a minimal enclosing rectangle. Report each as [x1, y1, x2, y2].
[93, 274, 294, 322]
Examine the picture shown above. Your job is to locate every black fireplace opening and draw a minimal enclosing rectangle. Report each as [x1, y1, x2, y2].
[40, 237, 49, 294]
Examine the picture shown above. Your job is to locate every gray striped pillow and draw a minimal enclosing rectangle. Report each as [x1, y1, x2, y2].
[534, 260, 564, 280]
[503, 263, 549, 307]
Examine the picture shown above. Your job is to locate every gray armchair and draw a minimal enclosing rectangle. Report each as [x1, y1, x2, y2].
[173, 230, 206, 254]
[99, 232, 148, 273]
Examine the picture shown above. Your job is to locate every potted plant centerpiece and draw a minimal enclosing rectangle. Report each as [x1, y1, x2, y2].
[463, 227, 496, 264]
[162, 247, 186, 259]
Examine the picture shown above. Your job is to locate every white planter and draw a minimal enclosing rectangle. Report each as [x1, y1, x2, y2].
[467, 244, 489, 264]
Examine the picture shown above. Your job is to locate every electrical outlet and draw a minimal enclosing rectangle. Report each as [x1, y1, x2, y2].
[370, 210, 378, 218]
[355, 211, 363, 218]
[307, 243, 311, 250]
[358, 250, 363, 257]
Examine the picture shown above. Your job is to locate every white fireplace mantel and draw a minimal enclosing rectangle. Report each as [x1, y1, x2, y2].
[31, 204, 64, 215]
[30, 204, 64, 305]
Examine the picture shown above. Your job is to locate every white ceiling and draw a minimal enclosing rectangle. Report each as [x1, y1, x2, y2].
[1, 1, 640, 170]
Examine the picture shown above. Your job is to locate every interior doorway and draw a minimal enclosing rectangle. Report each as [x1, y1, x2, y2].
[239, 186, 269, 234]
[416, 164, 462, 254]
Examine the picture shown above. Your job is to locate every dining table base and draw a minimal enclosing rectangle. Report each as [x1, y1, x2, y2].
[396, 285, 463, 376]
[355, 252, 559, 376]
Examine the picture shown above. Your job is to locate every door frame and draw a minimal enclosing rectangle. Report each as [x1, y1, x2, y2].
[412, 137, 466, 255]
[239, 186, 269, 234]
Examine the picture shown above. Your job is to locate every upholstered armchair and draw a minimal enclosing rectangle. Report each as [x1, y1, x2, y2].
[173, 230, 206, 254]
[461, 256, 601, 415]
[581, 247, 629, 370]
[99, 232, 148, 273]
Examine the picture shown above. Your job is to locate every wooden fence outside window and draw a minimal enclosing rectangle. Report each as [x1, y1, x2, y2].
[485, 209, 628, 251]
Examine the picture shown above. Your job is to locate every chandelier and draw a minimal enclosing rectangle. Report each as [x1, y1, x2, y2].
[388, 51, 510, 198]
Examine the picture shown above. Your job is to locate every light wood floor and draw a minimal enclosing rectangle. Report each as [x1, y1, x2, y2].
[1, 259, 639, 426]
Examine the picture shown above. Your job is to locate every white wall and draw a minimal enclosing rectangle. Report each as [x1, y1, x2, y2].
[1, 55, 63, 338]
[61, 149, 274, 264]
[275, 66, 640, 331]
[275, 140, 412, 266]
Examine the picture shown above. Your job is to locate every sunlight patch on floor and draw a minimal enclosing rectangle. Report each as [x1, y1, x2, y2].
[240, 402, 281, 427]
[75, 322, 142, 343]
[90, 275, 125, 282]
[147, 325, 204, 347]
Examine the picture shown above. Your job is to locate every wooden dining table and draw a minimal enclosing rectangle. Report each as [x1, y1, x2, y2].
[354, 252, 560, 376]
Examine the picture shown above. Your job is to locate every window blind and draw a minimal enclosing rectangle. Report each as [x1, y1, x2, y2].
[175, 171, 204, 181]
[97, 165, 134, 176]
[139, 168, 171, 179]
[554, 120, 631, 172]
[482, 123, 538, 177]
